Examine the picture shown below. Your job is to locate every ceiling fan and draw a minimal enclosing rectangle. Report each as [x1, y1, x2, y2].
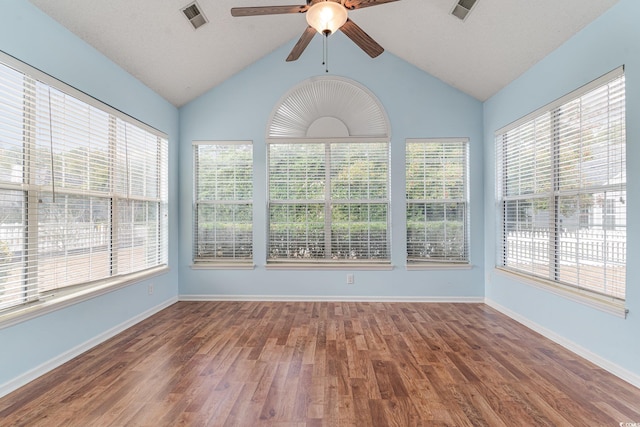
[231, 0, 400, 62]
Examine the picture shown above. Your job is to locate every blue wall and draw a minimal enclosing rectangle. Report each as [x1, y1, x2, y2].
[178, 31, 485, 299]
[0, 1, 180, 390]
[483, 0, 640, 381]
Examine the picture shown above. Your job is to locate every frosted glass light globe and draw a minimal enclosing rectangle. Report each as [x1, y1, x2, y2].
[306, 1, 348, 35]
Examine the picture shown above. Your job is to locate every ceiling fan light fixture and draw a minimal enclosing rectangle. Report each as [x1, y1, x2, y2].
[306, 1, 348, 35]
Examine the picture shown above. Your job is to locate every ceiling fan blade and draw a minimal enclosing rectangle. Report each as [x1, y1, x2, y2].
[287, 26, 316, 61]
[339, 18, 384, 58]
[231, 5, 309, 17]
[343, 0, 400, 10]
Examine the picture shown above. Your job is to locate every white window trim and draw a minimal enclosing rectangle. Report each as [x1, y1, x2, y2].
[406, 262, 473, 271]
[190, 263, 255, 270]
[0, 265, 169, 330]
[265, 261, 393, 271]
[494, 267, 627, 319]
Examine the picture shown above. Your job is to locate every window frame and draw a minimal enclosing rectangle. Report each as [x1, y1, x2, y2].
[405, 138, 470, 269]
[0, 51, 168, 325]
[266, 137, 391, 269]
[495, 66, 626, 312]
[192, 140, 254, 268]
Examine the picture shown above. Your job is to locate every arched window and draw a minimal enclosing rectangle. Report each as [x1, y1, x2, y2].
[266, 76, 391, 265]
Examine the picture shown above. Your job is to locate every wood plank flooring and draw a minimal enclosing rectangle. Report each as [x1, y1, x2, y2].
[1, 301, 639, 426]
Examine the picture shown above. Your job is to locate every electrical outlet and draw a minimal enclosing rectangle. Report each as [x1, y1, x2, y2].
[346, 273, 354, 285]
[147, 284, 154, 295]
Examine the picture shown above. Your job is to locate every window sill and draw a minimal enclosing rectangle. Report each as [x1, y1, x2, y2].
[406, 262, 473, 271]
[0, 266, 170, 330]
[191, 262, 255, 270]
[266, 262, 393, 271]
[494, 267, 628, 319]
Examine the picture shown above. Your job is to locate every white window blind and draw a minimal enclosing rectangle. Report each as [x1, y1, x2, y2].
[0, 53, 168, 312]
[193, 142, 253, 263]
[406, 139, 469, 263]
[268, 141, 389, 262]
[496, 67, 626, 300]
[0, 63, 35, 308]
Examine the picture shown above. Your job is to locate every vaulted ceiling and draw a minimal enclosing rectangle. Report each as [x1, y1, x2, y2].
[28, 0, 619, 107]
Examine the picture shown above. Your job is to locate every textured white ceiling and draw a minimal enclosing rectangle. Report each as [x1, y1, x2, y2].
[28, 0, 619, 107]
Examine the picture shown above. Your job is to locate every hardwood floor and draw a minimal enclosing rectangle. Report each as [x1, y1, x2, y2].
[1, 301, 639, 426]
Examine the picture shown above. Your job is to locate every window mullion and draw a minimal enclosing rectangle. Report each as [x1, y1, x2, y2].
[550, 108, 562, 282]
[324, 142, 332, 259]
[501, 135, 508, 266]
[24, 76, 39, 301]
[108, 116, 118, 276]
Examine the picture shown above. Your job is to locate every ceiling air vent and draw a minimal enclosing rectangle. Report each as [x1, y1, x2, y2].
[451, 0, 477, 21]
[182, 1, 208, 30]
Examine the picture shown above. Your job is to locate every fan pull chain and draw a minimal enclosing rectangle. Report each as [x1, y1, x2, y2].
[323, 31, 329, 73]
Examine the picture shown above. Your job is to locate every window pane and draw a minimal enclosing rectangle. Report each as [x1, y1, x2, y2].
[197, 144, 253, 201]
[113, 119, 161, 199]
[37, 194, 111, 292]
[406, 140, 469, 263]
[407, 202, 467, 261]
[35, 85, 111, 193]
[268, 140, 390, 263]
[116, 200, 162, 275]
[269, 203, 325, 260]
[196, 203, 252, 260]
[331, 203, 388, 260]
[502, 198, 551, 278]
[194, 143, 253, 262]
[0, 65, 26, 185]
[269, 144, 325, 200]
[556, 193, 625, 299]
[331, 143, 388, 200]
[0, 190, 32, 310]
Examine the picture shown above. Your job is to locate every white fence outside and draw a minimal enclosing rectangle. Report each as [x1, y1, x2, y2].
[505, 229, 626, 266]
[0, 223, 148, 256]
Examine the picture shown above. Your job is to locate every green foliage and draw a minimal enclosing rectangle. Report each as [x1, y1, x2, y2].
[196, 226, 253, 259]
[265, 142, 391, 260]
[268, 144, 324, 200]
[406, 143, 465, 200]
[407, 220, 466, 260]
[332, 160, 387, 199]
[197, 145, 253, 201]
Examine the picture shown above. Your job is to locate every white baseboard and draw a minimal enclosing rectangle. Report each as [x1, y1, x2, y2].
[485, 298, 640, 389]
[0, 297, 178, 399]
[179, 294, 484, 303]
